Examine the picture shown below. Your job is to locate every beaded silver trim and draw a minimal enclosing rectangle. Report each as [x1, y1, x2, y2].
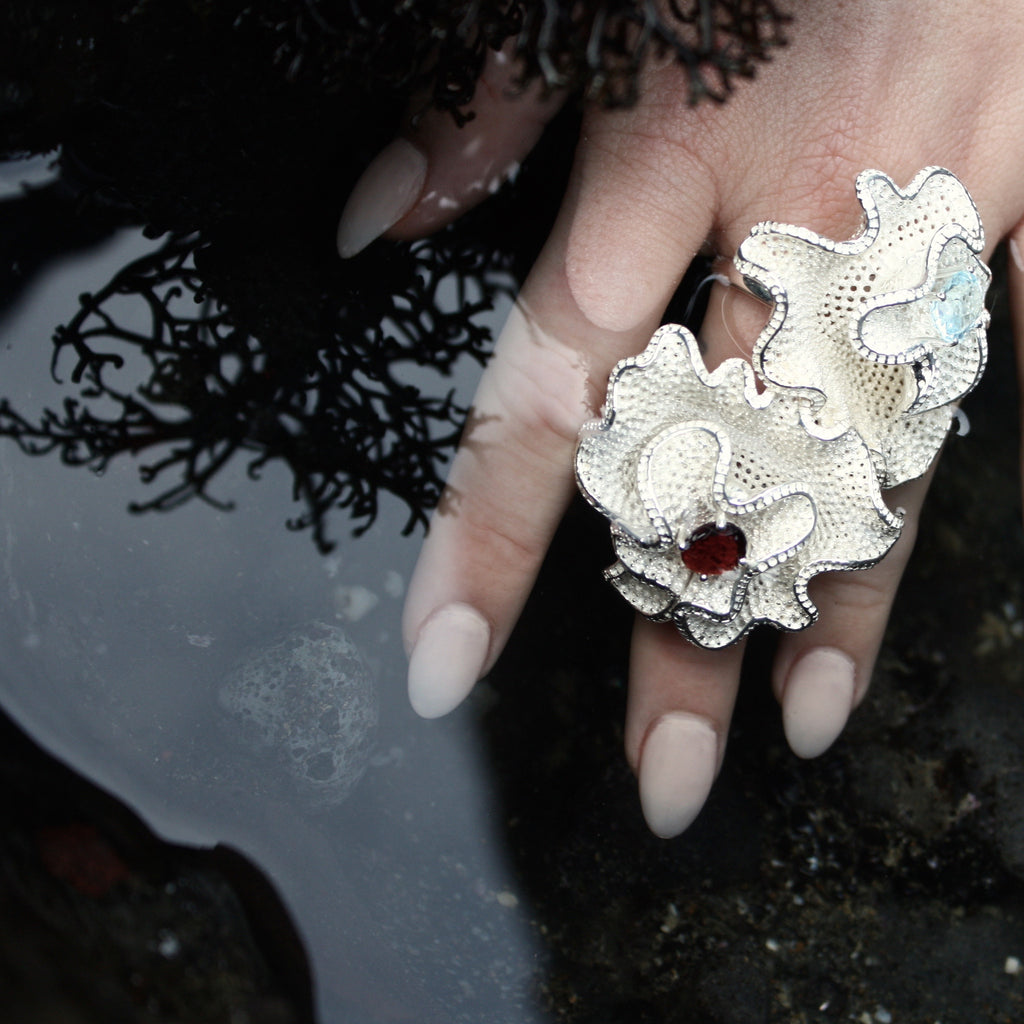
[575, 168, 989, 648]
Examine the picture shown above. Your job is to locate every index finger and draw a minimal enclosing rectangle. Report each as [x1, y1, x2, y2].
[402, 115, 717, 717]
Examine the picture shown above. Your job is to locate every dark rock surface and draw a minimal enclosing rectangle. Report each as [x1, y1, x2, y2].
[0, 708, 314, 1024]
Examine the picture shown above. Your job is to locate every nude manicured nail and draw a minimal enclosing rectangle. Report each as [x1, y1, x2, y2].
[407, 603, 490, 719]
[782, 647, 856, 759]
[337, 138, 427, 258]
[638, 713, 718, 839]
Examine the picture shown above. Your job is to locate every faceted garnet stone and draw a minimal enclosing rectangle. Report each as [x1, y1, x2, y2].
[681, 522, 747, 576]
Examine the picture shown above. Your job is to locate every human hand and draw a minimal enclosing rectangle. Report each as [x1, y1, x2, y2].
[340, 0, 1024, 837]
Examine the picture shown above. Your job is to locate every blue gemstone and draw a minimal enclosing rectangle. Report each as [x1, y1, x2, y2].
[930, 269, 983, 343]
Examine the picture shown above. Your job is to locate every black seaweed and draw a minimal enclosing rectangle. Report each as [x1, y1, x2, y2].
[251, 0, 790, 114]
[0, 0, 786, 549]
[0, 229, 513, 549]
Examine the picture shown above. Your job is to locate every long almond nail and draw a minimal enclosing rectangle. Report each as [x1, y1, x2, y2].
[407, 603, 490, 719]
[337, 139, 427, 258]
[638, 713, 718, 839]
[782, 647, 856, 759]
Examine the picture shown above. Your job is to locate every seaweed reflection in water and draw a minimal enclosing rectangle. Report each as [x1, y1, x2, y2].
[0, 227, 511, 551]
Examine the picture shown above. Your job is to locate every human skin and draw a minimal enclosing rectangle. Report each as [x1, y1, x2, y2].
[339, 0, 1024, 837]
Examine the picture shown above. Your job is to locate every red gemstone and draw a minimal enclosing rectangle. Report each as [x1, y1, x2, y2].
[681, 522, 746, 576]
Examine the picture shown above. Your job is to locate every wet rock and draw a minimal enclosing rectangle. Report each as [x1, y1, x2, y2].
[218, 622, 377, 809]
[939, 680, 1024, 882]
[694, 943, 770, 1024]
[0, 709, 313, 1024]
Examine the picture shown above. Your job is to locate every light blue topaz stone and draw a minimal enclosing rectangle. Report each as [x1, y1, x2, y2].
[930, 269, 984, 344]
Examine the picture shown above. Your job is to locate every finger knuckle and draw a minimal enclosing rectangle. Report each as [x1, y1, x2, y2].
[492, 326, 592, 448]
[824, 568, 897, 619]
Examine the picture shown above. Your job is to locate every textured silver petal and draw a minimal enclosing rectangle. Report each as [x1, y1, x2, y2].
[576, 326, 903, 648]
[576, 325, 772, 545]
[736, 167, 989, 487]
[577, 168, 987, 649]
[856, 230, 990, 414]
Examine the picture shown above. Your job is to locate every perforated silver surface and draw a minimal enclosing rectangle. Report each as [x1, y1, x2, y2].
[738, 167, 989, 488]
[576, 168, 990, 647]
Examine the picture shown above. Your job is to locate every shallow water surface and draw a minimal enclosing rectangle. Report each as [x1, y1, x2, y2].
[0, 211, 548, 1023]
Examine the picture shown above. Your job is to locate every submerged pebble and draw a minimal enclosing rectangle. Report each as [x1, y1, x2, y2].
[218, 622, 377, 808]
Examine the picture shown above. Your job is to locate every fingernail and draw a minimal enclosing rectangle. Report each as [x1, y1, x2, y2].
[782, 647, 856, 759]
[638, 713, 718, 839]
[407, 603, 490, 719]
[337, 138, 427, 258]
